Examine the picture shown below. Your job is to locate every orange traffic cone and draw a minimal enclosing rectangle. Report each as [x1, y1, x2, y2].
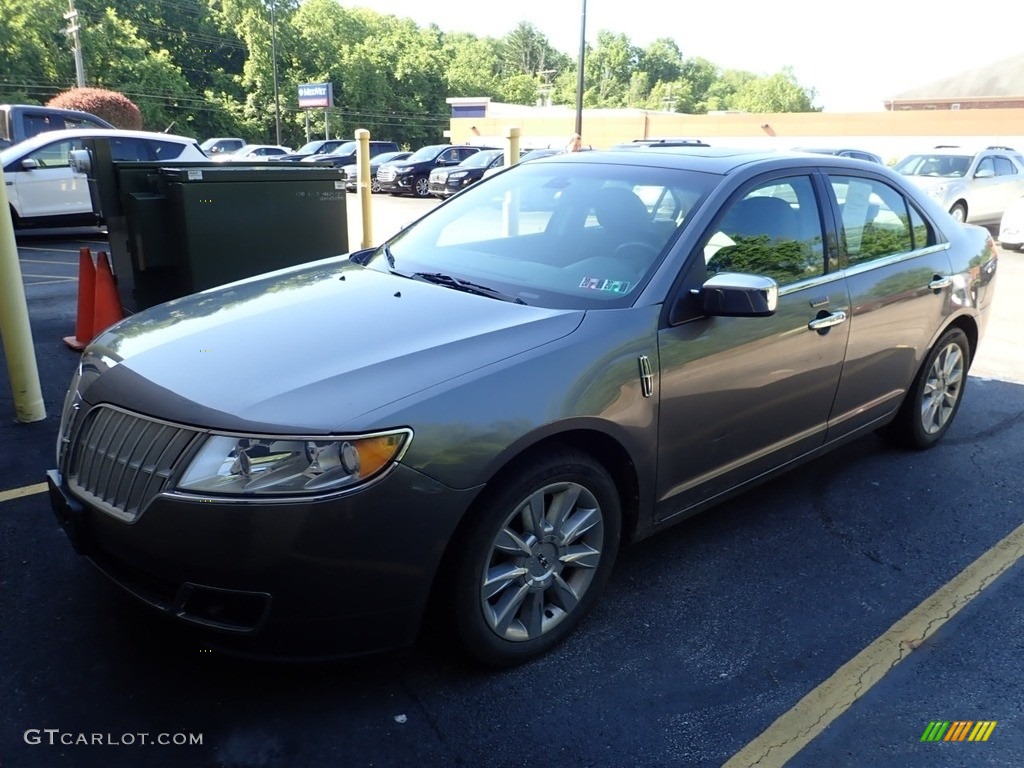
[63, 248, 97, 351]
[92, 251, 124, 337]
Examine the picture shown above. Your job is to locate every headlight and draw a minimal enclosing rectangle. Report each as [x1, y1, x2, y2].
[448, 171, 468, 180]
[177, 429, 411, 496]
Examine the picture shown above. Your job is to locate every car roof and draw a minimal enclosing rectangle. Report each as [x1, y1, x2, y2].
[545, 145, 828, 175]
[1, 127, 200, 160]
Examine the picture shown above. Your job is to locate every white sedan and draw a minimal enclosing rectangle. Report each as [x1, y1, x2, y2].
[2, 128, 206, 228]
[211, 144, 293, 162]
[999, 196, 1024, 250]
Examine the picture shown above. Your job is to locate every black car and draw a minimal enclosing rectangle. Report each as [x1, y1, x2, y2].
[376, 144, 494, 197]
[302, 139, 400, 169]
[428, 148, 506, 198]
[343, 150, 412, 192]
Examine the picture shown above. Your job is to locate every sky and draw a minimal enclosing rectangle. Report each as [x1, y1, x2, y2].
[336, 0, 1021, 112]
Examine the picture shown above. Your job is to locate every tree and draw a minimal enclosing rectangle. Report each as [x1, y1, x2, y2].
[730, 68, 820, 113]
[47, 87, 142, 128]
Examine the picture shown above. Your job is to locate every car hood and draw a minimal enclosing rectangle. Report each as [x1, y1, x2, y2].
[903, 175, 960, 191]
[84, 259, 582, 433]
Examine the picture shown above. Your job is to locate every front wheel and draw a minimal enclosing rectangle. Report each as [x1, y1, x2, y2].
[412, 175, 431, 198]
[882, 327, 970, 449]
[451, 450, 621, 666]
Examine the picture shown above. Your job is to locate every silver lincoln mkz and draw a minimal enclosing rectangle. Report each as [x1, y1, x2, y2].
[48, 147, 998, 666]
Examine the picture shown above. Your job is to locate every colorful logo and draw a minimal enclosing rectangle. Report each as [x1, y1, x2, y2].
[920, 721, 997, 742]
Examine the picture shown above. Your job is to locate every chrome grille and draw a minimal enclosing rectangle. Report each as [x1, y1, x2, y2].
[67, 406, 201, 522]
[377, 166, 396, 182]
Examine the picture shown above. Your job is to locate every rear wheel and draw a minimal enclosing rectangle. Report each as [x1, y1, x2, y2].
[883, 327, 970, 449]
[949, 202, 967, 223]
[451, 450, 621, 667]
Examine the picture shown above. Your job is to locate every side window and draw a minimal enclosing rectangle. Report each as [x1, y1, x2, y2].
[704, 175, 825, 286]
[147, 140, 187, 160]
[830, 175, 914, 265]
[27, 138, 82, 168]
[994, 157, 1017, 176]
[975, 157, 995, 176]
[110, 138, 154, 162]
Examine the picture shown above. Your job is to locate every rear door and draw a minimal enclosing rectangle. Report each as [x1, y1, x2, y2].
[823, 171, 954, 439]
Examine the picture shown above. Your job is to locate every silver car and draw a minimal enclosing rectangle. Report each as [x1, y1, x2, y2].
[893, 145, 1024, 224]
[48, 147, 998, 666]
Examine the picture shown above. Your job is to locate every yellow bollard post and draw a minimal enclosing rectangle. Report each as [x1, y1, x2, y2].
[0, 165, 46, 423]
[505, 126, 521, 168]
[355, 129, 373, 250]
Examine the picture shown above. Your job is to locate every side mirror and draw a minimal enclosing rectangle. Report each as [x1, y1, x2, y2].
[69, 149, 92, 175]
[700, 272, 778, 317]
[975, 168, 995, 179]
[20, 158, 39, 171]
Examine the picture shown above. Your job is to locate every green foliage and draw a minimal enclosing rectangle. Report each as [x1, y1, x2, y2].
[1, 2, 821, 147]
[47, 87, 143, 129]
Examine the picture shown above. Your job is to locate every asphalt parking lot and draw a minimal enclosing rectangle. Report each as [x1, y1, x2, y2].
[1, 202, 1022, 768]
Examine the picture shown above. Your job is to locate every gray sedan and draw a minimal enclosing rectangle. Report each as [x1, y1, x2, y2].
[48, 147, 998, 666]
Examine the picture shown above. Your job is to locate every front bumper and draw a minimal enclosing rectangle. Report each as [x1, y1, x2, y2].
[47, 464, 478, 658]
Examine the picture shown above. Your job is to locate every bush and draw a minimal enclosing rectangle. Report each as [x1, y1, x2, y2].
[46, 88, 143, 129]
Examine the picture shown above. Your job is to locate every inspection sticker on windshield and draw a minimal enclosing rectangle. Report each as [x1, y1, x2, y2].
[579, 277, 630, 294]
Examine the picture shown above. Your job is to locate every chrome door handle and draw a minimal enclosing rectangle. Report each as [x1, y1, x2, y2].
[928, 276, 953, 291]
[807, 311, 847, 331]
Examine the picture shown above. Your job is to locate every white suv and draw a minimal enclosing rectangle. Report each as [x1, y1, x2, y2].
[2, 128, 206, 228]
[893, 145, 1024, 225]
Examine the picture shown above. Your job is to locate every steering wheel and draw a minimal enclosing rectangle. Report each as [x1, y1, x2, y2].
[613, 241, 660, 273]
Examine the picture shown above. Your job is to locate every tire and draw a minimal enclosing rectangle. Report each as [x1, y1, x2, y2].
[370, 177, 381, 194]
[883, 327, 970, 449]
[412, 175, 431, 198]
[451, 449, 621, 667]
[949, 202, 967, 223]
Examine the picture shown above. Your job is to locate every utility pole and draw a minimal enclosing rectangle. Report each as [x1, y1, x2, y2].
[63, 0, 86, 88]
[270, 0, 281, 145]
[575, 0, 587, 137]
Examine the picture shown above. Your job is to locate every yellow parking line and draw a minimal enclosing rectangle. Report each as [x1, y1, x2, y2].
[725, 519, 1024, 767]
[0, 483, 49, 504]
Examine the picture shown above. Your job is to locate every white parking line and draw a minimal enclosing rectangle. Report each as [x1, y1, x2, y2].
[0, 483, 48, 504]
[15, 246, 84, 254]
[19, 259, 80, 266]
[23, 277, 78, 285]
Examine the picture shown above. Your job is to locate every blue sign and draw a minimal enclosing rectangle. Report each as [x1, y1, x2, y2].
[298, 82, 333, 109]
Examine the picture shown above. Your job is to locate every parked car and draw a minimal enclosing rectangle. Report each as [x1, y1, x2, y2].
[277, 139, 351, 162]
[0, 104, 113, 149]
[301, 140, 400, 169]
[893, 145, 1024, 224]
[428, 148, 506, 198]
[199, 137, 245, 156]
[211, 143, 292, 162]
[48, 147, 997, 666]
[377, 144, 491, 197]
[610, 137, 710, 149]
[998, 195, 1024, 250]
[2, 127, 206, 228]
[793, 147, 885, 164]
[480, 147, 562, 181]
[342, 150, 411, 192]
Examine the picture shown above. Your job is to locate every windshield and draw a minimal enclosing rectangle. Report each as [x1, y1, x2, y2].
[406, 144, 448, 162]
[459, 150, 502, 169]
[363, 159, 717, 310]
[295, 141, 327, 154]
[327, 141, 357, 156]
[893, 154, 972, 178]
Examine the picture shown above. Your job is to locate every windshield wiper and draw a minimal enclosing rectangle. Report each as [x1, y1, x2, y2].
[410, 272, 527, 305]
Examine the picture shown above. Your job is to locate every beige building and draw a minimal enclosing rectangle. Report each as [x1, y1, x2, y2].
[447, 66, 1024, 164]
